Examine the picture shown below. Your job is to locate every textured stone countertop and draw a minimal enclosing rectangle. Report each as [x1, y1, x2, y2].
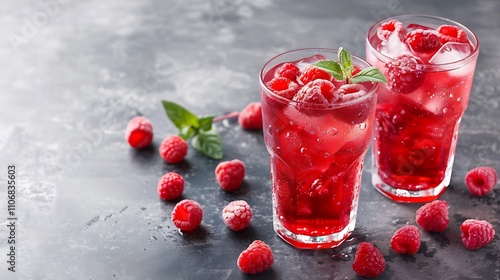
[0, 0, 499, 279]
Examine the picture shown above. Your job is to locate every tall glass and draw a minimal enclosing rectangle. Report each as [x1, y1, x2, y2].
[260, 49, 378, 249]
[366, 15, 479, 202]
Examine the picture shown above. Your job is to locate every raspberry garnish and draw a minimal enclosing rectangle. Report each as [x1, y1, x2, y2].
[275, 63, 300, 81]
[465, 166, 498, 196]
[126, 116, 153, 149]
[237, 240, 274, 274]
[266, 77, 300, 100]
[215, 159, 245, 191]
[336, 83, 368, 102]
[298, 66, 333, 85]
[436, 25, 469, 44]
[385, 54, 426, 94]
[238, 102, 263, 130]
[416, 200, 449, 232]
[159, 135, 188, 164]
[157, 172, 184, 201]
[171, 199, 203, 231]
[352, 242, 386, 278]
[377, 19, 405, 41]
[404, 29, 442, 53]
[222, 200, 252, 231]
[390, 225, 421, 255]
[461, 219, 495, 250]
[293, 79, 337, 104]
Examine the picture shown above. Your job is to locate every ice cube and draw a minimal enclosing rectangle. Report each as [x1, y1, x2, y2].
[429, 42, 472, 65]
[379, 31, 409, 57]
[296, 54, 327, 72]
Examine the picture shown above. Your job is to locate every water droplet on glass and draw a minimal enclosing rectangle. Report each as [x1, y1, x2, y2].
[457, 97, 462, 102]
[324, 152, 331, 158]
[327, 127, 338, 136]
[300, 147, 306, 154]
[442, 107, 448, 114]
[289, 121, 294, 125]
[359, 123, 367, 130]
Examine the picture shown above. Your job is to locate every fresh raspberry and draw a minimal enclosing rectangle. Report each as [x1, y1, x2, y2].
[465, 166, 498, 196]
[461, 219, 495, 250]
[238, 102, 263, 130]
[215, 159, 245, 191]
[298, 66, 333, 85]
[436, 25, 469, 44]
[385, 54, 426, 94]
[390, 225, 421, 255]
[275, 63, 300, 81]
[222, 200, 252, 231]
[377, 19, 405, 41]
[159, 135, 188, 164]
[171, 199, 203, 231]
[293, 79, 337, 104]
[352, 242, 386, 278]
[336, 83, 367, 102]
[266, 77, 300, 100]
[416, 200, 449, 232]
[126, 116, 153, 149]
[237, 240, 274, 274]
[157, 172, 184, 201]
[404, 29, 442, 53]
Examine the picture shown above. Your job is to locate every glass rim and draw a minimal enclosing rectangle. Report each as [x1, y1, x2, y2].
[366, 14, 480, 71]
[259, 48, 379, 110]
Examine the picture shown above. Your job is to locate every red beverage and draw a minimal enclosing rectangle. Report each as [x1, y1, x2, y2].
[366, 15, 479, 202]
[259, 49, 379, 248]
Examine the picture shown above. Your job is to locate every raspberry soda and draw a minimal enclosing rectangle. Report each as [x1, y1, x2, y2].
[259, 48, 380, 249]
[366, 15, 479, 202]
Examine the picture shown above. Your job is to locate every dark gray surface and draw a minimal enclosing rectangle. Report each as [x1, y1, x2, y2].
[0, 0, 499, 279]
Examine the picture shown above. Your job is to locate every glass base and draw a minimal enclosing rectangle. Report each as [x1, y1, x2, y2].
[273, 211, 356, 249]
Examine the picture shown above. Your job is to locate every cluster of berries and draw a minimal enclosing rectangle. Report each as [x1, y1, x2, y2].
[353, 174, 497, 278]
[125, 111, 273, 274]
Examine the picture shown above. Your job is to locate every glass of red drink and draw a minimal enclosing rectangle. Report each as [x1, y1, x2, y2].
[366, 15, 479, 202]
[259, 48, 380, 249]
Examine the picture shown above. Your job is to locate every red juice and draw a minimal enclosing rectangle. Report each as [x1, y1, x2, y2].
[259, 49, 378, 248]
[366, 15, 479, 202]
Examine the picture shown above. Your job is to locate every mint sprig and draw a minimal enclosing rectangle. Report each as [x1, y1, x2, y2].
[313, 47, 387, 84]
[162, 100, 223, 159]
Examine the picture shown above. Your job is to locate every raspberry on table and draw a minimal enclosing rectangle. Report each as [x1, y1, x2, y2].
[390, 225, 421, 255]
[404, 29, 442, 53]
[416, 200, 449, 232]
[436, 25, 469, 44]
[157, 172, 184, 201]
[222, 200, 252, 231]
[377, 19, 405, 41]
[215, 159, 245, 191]
[238, 102, 263, 130]
[171, 199, 203, 231]
[352, 242, 386, 278]
[385, 53, 426, 94]
[461, 219, 495, 250]
[237, 240, 274, 274]
[298, 66, 333, 85]
[126, 116, 153, 149]
[266, 77, 300, 100]
[275, 63, 300, 81]
[465, 166, 498, 196]
[293, 79, 337, 104]
[159, 135, 188, 164]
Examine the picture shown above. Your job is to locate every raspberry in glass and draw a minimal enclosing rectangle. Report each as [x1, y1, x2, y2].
[404, 29, 442, 53]
[126, 116, 153, 149]
[275, 62, 300, 81]
[416, 200, 449, 232]
[157, 172, 184, 201]
[385, 53, 426, 94]
[222, 200, 252, 231]
[237, 240, 274, 274]
[266, 77, 300, 100]
[461, 219, 495, 250]
[171, 199, 203, 231]
[377, 19, 405, 41]
[293, 79, 337, 104]
[465, 166, 498, 196]
[436, 25, 469, 44]
[159, 135, 188, 164]
[298, 66, 333, 85]
[215, 159, 245, 191]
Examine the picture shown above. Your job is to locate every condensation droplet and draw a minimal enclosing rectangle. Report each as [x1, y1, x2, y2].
[323, 152, 331, 158]
[327, 127, 338, 136]
[442, 107, 448, 114]
[359, 123, 367, 130]
[300, 147, 306, 154]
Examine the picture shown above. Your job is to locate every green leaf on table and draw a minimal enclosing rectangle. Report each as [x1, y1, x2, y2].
[162, 100, 199, 130]
[313, 60, 344, 81]
[191, 126, 223, 159]
[350, 67, 387, 84]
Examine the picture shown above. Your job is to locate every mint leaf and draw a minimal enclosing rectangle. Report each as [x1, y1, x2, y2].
[338, 47, 353, 79]
[179, 126, 195, 140]
[162, 100, 199, 129]
[313, 60, 344, 80]
[198, 116, 215, 131]
[191, 126, 223, 159]
[350, 67, 387, 84]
